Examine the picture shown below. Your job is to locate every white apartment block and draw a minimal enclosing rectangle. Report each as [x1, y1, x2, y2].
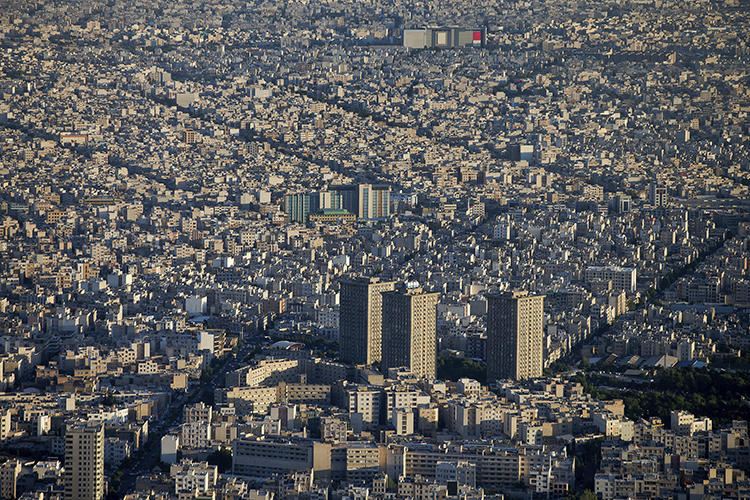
[585, 266, 637, 293]
[181, 421, 210, 449]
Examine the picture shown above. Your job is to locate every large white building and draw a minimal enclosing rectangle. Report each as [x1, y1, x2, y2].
[345, 386, 382, 432]
[670, 410, 712, 435]
[185, 295, 207, 315]
[585, 266, 637, 293]
[161, 434, 180, 464]
[170, 460, 217, 495]
[232, 437, 318, 479]
[184, 402, 213, 424]
[181, 421, 210, 449]
[383, 386, 431, 422]
[104, 438, 130, 467]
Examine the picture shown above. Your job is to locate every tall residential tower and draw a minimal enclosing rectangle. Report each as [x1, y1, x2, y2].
[486, 291, 544, 382]
[339, 277, 396, 365]
[64, 422, 105, 500]
[382, 285, 439, 378]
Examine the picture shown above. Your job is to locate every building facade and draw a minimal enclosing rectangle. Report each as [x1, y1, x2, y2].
[284, 193, 319, 224]
[358, 184, 391, 220]
[584, 266, 637, 293]
[381, 286, 439, 378]
[0, 459, 21, 499]
[486, 291, 544, 381]
[64, 423, 105, 500]
[403, 27, 486, 49]
[649, 183, 668, 207]
[339, 277, 396, 365]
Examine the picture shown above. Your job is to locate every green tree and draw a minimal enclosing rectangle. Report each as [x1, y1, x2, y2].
[578, 367, 750, 427]
[200, 366, 214, 383]
[567, 489, 598, 500]
[436, 356, 486, 384]
[107, 470, 123, 500]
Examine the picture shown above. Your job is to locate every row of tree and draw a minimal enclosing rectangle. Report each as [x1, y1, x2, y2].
[576, 368, 750, 427]
[436, 355, 487, 384]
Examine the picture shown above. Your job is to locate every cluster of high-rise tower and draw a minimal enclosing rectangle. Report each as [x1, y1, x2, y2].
[339, 278, 545, 382]
[284, 184, 391, 224]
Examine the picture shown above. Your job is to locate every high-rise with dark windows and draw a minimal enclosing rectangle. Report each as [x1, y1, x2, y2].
[339, 277, 396, 365]
[64, 422, 104, 500]
[382, 285, 439, 378]
[486, 291, 544, 382]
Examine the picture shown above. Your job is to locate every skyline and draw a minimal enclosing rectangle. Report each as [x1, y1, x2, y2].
[0, 0, 749, 499]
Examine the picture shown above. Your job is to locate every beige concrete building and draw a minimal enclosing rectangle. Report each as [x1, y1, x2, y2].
[184, 402, 212, 424]
[339, 277, 395, 365]
[0, 459, 21, 499]
[232, 436, 332, 480]
[382, 286, 439, 379]
[345, 386, 381, 431]
[487, 291, 544, 381]
[64, 422, 104, 500]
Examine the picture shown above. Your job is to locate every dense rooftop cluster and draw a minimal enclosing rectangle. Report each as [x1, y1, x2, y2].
[0, 0, 749, 499]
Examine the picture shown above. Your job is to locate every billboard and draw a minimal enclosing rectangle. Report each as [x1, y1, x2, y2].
[403, 27, 486, 49]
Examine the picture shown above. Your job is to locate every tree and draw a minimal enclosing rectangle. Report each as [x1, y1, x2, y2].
[577, 367, 750, 427]
[567, 489, 598, 500]
[436, 356, 486, 384]
[200, 366, 214, 383]
[107, 470, 123, 500]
